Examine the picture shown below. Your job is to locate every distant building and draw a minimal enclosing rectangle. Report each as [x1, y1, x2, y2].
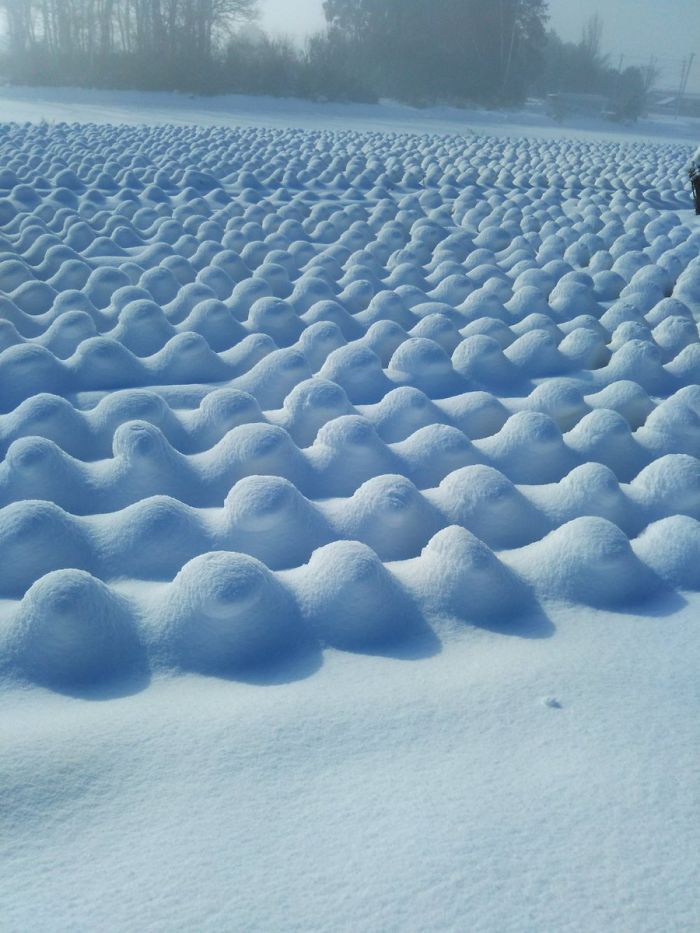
[649, 90, 700, 117]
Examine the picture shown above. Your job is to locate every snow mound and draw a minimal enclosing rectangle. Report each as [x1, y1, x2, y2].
[0, 121, 698, 688]
[633, 516, 700, 589]
[288, 540, 423, 652]
[162, 551, 307, 676]
[7, 569, 143, 692]
[506, 517, 663, 608]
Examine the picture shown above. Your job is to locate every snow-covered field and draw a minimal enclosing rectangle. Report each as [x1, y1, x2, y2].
[1, 96, 700, 931]
[0, 82, 699, 144]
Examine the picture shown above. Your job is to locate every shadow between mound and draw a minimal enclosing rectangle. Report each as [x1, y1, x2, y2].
[317, 599, 443, 662]
[23, 651, 152, 702]
[447, 571, 556, 640]
[555, 563, 689, 617]
[472, 602, 555, 640]
[644, 590, 689, 616]
[333, 624, 443, 663]
[604, 585, 687, 619]
[208, 637, 325, 687]
[176, 624, 325, 687]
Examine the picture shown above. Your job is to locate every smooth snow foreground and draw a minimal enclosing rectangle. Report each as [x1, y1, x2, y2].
[1, 120, 699, 931]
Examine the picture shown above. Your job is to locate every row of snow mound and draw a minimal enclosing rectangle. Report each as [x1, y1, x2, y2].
[0, 120, 699, 693]
[0, 122, 686, 197]
[2, 408, 700, 515]
[0, 376, 700, 460]
[2, 454, 700, 596]
[0, 378, 690, 459]
[2, 514, 699, 693]
[1, 312, 700, 410]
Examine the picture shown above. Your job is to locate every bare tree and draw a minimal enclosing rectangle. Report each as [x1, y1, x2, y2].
[1, 0, 256, 68]
[1, 0, 36, 51]
[579, 13, 607, 69]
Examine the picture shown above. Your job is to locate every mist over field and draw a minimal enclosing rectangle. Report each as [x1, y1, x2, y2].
[0, 2, 699, 932]
[0, 1, 696, 115]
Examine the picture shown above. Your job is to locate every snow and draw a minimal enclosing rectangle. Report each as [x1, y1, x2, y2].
[0, 94, 699, 931]
[3, 611, 700, 932]
[0, 82, 695, 144]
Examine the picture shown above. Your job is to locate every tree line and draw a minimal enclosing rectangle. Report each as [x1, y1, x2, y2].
[0, 0, 657, 117]
[1, 1, 257, 89]
[533, 14, 659, 121]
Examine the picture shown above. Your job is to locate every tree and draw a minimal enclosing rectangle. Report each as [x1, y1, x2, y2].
[321, 0, 548, 105]
[0, 0, 35, 52]
[579, 12, 606, 69]
[0, 0, 258, 89]
[611, 66, 653, 121]
[535, 15, 611, 97]
[0, 0, 554, 104]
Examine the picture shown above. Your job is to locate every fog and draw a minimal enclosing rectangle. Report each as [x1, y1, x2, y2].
[548, 0, 700, 94]
[259, 0, 700, 93]
[0, 0, 696, 110]
[260, 0, 324, 39]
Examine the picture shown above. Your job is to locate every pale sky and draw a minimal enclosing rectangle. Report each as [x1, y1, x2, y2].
[259, 0, 700, 93]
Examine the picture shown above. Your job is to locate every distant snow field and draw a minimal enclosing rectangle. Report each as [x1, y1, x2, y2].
[1, 109, 700, 932]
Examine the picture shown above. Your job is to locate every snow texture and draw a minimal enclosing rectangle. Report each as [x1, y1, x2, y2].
[1, 108, 700, 932]
[0, 122, 698, 692]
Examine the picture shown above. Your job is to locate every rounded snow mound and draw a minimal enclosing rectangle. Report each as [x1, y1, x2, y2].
[633, 516, 700, 589]
[164, 551, 305, 676]
[294, 540, 421, 652]
[8, 569, 143, 692]
[507, 517, 662, 608]
[392, 525, 535, 626]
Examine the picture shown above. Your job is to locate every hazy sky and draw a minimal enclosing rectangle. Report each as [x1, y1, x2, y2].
[259, 0, 700, 93]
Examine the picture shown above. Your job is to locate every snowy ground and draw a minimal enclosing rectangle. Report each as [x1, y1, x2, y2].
[0, 96, 699, 931]
[3, 605, 700, 932]
[0, 82, 699, 144]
